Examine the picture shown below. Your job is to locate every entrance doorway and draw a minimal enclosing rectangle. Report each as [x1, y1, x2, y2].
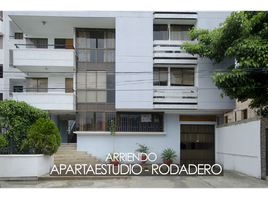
[266, 129, 268, 176]
[180, 125, 215, 166]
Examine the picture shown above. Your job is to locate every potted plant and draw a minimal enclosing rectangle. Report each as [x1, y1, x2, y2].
[161, 148, 177, 166]
[106, 152, 120, 166]
[135, 143, 150, 166]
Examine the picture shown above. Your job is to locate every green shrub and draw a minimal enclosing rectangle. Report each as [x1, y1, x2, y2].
[22, 118, 61, 156]
[0, 135, 7, 147]
[0, 100, 48, 153]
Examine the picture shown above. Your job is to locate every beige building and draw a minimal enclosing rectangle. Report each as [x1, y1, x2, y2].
[224, 99, 258, 123]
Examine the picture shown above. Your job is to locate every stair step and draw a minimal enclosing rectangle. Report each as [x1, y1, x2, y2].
[54, 161, 106, 166]
[54, 153, 92, 158]
[56, 150, 83, 153]
[54, 156, 98, 162]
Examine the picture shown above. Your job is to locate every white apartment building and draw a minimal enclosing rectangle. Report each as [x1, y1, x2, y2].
[0, 11, 235, 164]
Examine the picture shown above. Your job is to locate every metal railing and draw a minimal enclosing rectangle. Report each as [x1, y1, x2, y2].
[14, 43, 75, 49]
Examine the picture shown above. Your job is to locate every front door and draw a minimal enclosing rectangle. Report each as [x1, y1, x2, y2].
[180, 125, 215, 166]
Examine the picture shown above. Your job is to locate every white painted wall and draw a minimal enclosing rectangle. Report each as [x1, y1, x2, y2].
[13, 93, 75, 110]
[115, 12, 153, 109]
[216, 119, 261, 178]
[0, 154, 54, 177]
[197, 11, 235, 110]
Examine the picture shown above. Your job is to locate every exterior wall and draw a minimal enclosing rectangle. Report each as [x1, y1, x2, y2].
[224, 99, 257, 123]
[115, 12, 153, 109]
[12, 93, 75, 110]
[196, 12, 235, 110]
[77, 113, 217, 164]
[216, 117, 261, 178]
[0, 154, 54, 177]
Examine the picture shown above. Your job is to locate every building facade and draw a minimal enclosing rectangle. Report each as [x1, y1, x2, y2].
[224, 99, 258, 124]
[0, 11, 235, 164]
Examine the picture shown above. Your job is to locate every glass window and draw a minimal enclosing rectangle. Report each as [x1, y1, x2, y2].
[171, 68, 194, 86]
[107, 72, 115, 89]
[106, 50, 115, 62]
[0, 65, 2, 78]
[76, 29, 87, 48]
[86, 112, 94, 131]
[170, 25, 193, 40]
[87, 31, 96, 48]
[107, 91, 115, 103]
[153, 25, 168, 40]
[153, 68, 168, 86]
[0, 36, 3, 49]
[77, 91, 86, 103]
[97, 31, 105, 48]
[97, 91, 106, 103]
[170, 68, 182, 86]
[77, 50, 86, 62]
[26, 78, 48, 93]
[97, 71, 106, 89]
[26, 38, 48, 48]
[15, 33, 23, 40]
[87, 71, 96, 89]
[87, 91, 96, 103]
[106, 30, 115, 48]
[97, 49, 105, 62]
[96, 112, 106, 131]
[87, 49, 96, 62]
[77, 72, 86, 89]
[13, 86, 23, 92]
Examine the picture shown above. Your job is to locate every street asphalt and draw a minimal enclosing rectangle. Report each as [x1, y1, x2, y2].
[1, 170, 268, 188]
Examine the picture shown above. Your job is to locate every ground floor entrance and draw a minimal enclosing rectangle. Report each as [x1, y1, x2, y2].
[180, 124, 215, 166]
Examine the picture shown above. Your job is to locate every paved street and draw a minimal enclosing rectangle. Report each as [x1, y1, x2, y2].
[1, 170, 268, 188]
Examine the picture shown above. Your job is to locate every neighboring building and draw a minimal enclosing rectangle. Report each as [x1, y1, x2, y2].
[0, 11, 235, 164]
[224, 99, 258, 124]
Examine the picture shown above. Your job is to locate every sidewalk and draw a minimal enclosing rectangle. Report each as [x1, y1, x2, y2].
[1, 170, 268, 188]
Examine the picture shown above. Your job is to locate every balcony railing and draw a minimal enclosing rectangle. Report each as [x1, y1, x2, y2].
[14, 43, 75, 49]
[153, 40, 197, 64]
[153, 86, 198, 109]
[154, 12, 198, 19]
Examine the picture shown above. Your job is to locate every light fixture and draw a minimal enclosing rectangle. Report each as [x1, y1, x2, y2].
[42, 21, 46, 25]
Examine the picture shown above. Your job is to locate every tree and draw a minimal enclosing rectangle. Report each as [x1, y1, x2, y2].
[22, 118, 61, 156]
[181, 11, 268, 116]
[0, 100, 48, 153]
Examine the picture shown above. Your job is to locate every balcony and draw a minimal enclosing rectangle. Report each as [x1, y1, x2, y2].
[153, 40, 197, 65]
[12, 92, 76, 111]
[12, 44, 75, 73]
[153, 86, 198, 109]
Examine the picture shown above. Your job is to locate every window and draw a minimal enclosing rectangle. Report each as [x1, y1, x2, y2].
[0, 65, 2, 78]
[26, 78, 48, 92]
[55, 39, 73, 49]
[76, 112, 115, 131]
[170, 25, 193, 40]
[26, 38, 48, 48]
[153, 68, 168, 86]
[116, 112, 164, 132]
[153, 25, 168, 40]
[225, 116, 228, 124]
[15, 33, 23, 40]
[9, 50, 13, 67]
[0, 36, 3, 49]
[0, 11, 3, 21]
[241, 109, 247, 120]
[65, 78, 73, 93]
[14, 86, 23, 93]
[0, 93, 2, 101]
[76, 28, 115, 112]
[171, 68, 194, 86]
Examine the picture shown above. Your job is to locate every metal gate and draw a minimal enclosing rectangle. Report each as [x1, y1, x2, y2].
[180, 124, 215, 166]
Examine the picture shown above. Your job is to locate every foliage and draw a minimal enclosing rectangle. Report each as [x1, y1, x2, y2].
[22, 118, 61, 156]
[181, 11, 268, 116]
[161, 148, 177, 162]
[0, 135, 7, 147]
[135, 143, 150, 154]
[0, 100, 48, 153]
[109, 120, 116, 153]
